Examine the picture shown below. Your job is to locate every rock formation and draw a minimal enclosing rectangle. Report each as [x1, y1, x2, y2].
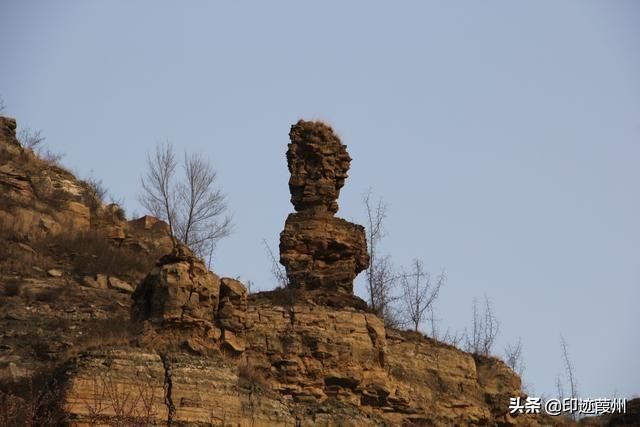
[0, 116, 173, 255]
[132, 243, 249, 354]
[1, 115, 570, 426]
[279, 120, 369, 294]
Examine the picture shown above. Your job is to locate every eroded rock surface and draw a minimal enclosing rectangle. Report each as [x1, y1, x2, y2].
[280, 120, 369, 294]
[59, 295, 554, 426]
[1, 116, 567, 427]
[132, 244, 250, 355]
[0, 115, 173, 255]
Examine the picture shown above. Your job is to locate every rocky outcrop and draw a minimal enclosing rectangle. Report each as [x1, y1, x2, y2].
[62, 347, 294, 426]
[58, 294, 553, 426]
[132, 244, 250, 355]
[132, 244, 221, 329]
[0, 115, 173, 256]
[280, 120, 369, 294]
[1, 116, 568, 426]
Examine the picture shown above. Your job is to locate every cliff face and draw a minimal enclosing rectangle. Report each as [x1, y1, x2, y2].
[0, 116, 172, 417]
[61, 296, 543, 426]
[0, 116, 568, 426]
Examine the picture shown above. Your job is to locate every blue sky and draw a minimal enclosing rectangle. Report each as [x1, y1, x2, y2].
[1, 1, 638, 399]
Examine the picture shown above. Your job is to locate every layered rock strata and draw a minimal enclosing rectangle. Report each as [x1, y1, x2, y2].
[60, 295, 553, 426]
[279, 120, 369, 294]
[0, 116, 173, 255]
[132, 244, 249, 354]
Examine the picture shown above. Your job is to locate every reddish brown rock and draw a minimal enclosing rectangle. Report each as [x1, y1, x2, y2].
[280, 211, 369, 293]
[280, 120, 369, 294]
[287, 120, 352, 214]
[132, 244, 221, 329]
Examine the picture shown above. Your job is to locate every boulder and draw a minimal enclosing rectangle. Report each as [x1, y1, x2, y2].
[132, 244, 220, 329]
[47, 269, 63, 278]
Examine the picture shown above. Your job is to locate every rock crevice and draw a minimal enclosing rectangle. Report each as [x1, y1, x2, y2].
[160, 352, 176, 426]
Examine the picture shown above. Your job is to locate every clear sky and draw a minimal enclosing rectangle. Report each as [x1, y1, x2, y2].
[1, 1, 638, 400]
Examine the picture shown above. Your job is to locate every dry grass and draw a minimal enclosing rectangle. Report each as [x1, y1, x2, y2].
[74, 318, 143, 354]
[237, 361, 270, 391]
[0, 242, 55, 276]
[37, 231, 155, 280]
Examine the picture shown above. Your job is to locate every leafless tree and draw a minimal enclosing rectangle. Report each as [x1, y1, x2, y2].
[18, 128, 45, 150]
[0, 97, 6, 113]
[139, 143, 179, 242]
[263, 239, 288, 288]
[371, 254, 403, 326]
[504, 338, 525, 376]
[465, 296, 500, 356]
[400, 259, 445, 332]
[560, 336, 578, 399]
[362, 190, 398, 322]
[139, 143, 231, 262]
[558, 335, 578, 420]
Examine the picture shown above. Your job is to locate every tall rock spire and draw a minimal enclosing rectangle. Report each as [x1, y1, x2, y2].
[279, 120, 369, 294]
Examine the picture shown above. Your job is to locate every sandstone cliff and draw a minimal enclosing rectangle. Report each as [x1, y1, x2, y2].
[0, 116, 605, 426]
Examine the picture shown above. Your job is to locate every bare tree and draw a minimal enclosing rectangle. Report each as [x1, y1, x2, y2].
[465, 296, 500, 356]
[18, 128, 45, 150]
[139, 143, 178, 242]
[504, 338, 525, 376]
[372, 254, 403, 326]
[362, 190, 398, 321]
[400, 259, 445, 332]
[0, 97, 6, 113]
[263, 239, 288, 288]
[139, 143, 231, 262]
[559, 335, 578, 421]
[175, 151, 231, 256]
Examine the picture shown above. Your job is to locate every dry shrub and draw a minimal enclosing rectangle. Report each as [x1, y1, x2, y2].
[79, 176, 108, 211]
[237, 362, 269, 390]
[74, 318, 143, 353]
[80, 365, 160, 426]
[23, 286, 64, 304]
[113, 205, 126, 221]
[0, 367, 69, 426]
[0, 242, 54, 277]
[45, 189, 70, 203]
[261, 286, 299, 308]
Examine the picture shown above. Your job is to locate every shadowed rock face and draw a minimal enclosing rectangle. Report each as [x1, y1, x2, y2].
[280, 120, 369, 294]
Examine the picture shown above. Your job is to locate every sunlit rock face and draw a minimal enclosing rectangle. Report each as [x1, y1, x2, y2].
[280, 120, 369, 294]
